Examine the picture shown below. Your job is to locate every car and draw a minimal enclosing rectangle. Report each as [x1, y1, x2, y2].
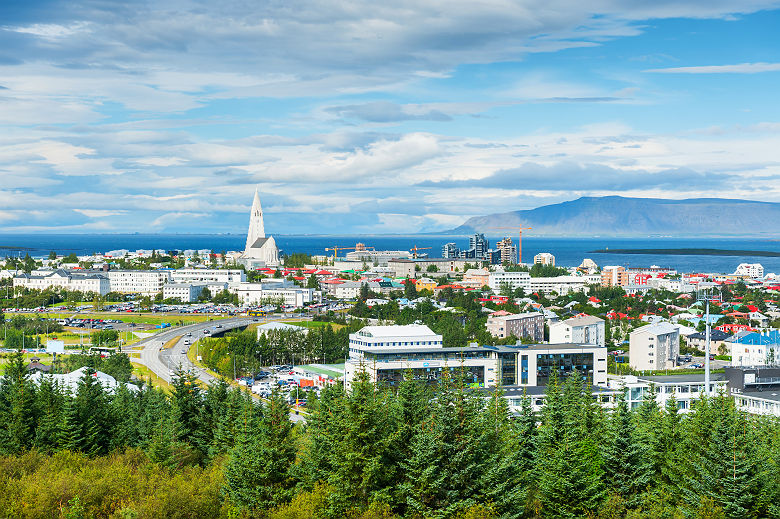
[215, 324, 222, 329]
[180, 349, 187, 354]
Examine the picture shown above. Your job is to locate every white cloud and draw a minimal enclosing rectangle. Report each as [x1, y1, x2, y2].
[74, 209, 126, 218]
[646, 62, 780, 74]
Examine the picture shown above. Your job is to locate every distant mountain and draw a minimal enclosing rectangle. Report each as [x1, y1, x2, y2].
[447, 196, 780, 237]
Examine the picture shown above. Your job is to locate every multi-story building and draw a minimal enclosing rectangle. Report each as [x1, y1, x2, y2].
[387, 258, 472, 278]
[496, 238, 517, 265]
[629, 322, 680, 371]
[549, 315, 606, 347]
[171, 268, 245, 284]
[163, 283, 206, 303]
[485, 312, 544, 341]
[534, 252, 555, 266]
[104, 270, 172, 296]
[228, 283, 316, 307]
[13, 269, 110, 296]
[686, 329, 730, 353]
[601, 266, 630, 287]
[345, 249, 411, 264]
[442, 242, 461, 259]
[529, 275, 600, 295]
[462, 268, 491, 288]
[414, 278, 438, 292]
[727, 366, 780, 417]
[345, 323, 608, 390]
[488, 268, 531, 292]
[469, 233, 490, 259]
[734, 263, 764, 278]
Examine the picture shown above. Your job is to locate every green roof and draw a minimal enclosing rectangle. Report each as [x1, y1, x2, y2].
[299, 364, 343, 379]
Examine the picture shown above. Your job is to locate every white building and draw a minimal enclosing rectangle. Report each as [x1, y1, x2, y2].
[229, 282, 316, 307]
[239, 188, 280, 268]
[629, 322, 680, 371]
[534, 252, 555, 266]
[163, 283, 206, 303]
[105, 270, 171, 296]
[13, 269, 111, 296]
[549, 315, 606, 347]
[488, 268, 531, 292]
[344, 324, 608, 390]
[609, 373, 728, 413]
[172, 268, 245, 284]
[528, 275, 600, 295]
[27, 367, 139, 394]
[734, 263, 764, 278]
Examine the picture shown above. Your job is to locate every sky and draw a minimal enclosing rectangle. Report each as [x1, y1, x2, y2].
[2, 0, 780, 234]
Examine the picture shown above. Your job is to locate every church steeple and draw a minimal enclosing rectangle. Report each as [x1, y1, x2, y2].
[244, 187, 266, 253]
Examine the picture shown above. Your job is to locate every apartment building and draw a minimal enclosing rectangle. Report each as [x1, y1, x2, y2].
[529, 275, 600, 295]
[485, 312, 544, 341]
[549, 315, 606, 347]
[229, 283, 316, 307]
[171, 268, 245, 284]
[534, 252, 555, 266]
[104, 270, 171, 296]
[601, 266, 630, 287]
[629, 322, 680, 371]
[488, 268, 531, 292]
[163, 283, 206, 303]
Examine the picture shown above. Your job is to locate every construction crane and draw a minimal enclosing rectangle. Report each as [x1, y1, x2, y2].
[324, 246, 357, 259]
[410, 246, 432, 259]
[488, 226, 532, 264]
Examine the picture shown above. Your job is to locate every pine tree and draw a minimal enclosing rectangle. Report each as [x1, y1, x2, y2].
[34, 377, 65, 453]
[59, 394, 83, 452]
[0, 349, 37, 453]
[602, 391, 653, 508]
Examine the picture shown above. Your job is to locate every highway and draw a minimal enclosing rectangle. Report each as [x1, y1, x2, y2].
[128, 314, 309, 422]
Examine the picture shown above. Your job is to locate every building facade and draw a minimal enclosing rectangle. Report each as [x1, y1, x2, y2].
[485, 312, 544, 341]
[488, 268, 531, 292]
[549, 315, 606, 347]
[534, 252, 556, 266]
[171, 268, 245, 284]
[13, 270, 110, 296]
[229, 283, 316, 307]
[629, 322, 680, 371]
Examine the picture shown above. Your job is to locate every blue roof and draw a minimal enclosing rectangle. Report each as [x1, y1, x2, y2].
[732, 330, 780, 346]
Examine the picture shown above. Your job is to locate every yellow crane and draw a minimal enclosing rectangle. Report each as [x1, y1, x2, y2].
[410, 246, 432, 259]
[488, 226, 532, 264]
[324, 246, 357, 259]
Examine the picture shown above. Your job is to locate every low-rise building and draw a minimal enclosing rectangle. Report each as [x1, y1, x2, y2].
[414, 278, 438, 292]
[229, 283, 316, 307]
[488, 268, 531, 292]
[387, 258, 473, 278]
[629, 322, 680, 371]
[549, 315, 606, 348]
[13, 269, 110, 296]
[686, 329, 730, 353]
[725, 366, 780, 417]
[609, 373, 728, 412]
[171, 268, 245, 284]
[728, 330, 780, 367]
[734, 263, 764, 278]
[529, 275, 599, 295]
[485, 312, 544, 341]
[163, 283, 206, 303]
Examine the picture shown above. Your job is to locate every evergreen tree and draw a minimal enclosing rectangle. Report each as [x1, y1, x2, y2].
[34, 377, 65, 453]
[0, 349, 37, 453]
[59, 394, 83, 452]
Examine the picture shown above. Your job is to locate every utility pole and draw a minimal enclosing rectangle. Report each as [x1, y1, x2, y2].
[697, 282, 722, 398]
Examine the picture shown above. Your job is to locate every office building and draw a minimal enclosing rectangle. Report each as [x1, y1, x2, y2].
[13, 269, 110, 296]
[163, 283, 206, 303]
[488, 268, 531, 292]
[171, 268, 245, 284]
[229, 283, 316, 307]
[609, 373, 728, 412]
[442, 242, 461, 259]
[529, 275, 600, 295]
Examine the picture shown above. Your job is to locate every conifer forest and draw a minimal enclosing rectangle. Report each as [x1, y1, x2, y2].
[1, 349, 779, 519]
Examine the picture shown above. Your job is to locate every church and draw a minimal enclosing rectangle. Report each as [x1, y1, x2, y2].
[238, 189, 280, 269]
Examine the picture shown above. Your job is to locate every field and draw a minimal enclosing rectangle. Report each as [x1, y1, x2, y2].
[130, 362, 171, 391]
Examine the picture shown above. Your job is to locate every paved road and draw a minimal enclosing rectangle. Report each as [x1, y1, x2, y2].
[129, 315, 309, 422]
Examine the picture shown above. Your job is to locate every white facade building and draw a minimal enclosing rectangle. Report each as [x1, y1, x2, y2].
[488, 269, 531, 292]
[609, 373, 728, 413]
[13, 270, 110, 296]
[163, 283, 206, 303]
[105, 270, 171, 296]
[229, 282, 316, 307]
[549, 315, 606, 347]
[629, 322, 680, 371]
[735, 263, 764, 278]
[172, 268, 245, 284]
[529, 275, 600, 295]
[534, 252, 556, 266]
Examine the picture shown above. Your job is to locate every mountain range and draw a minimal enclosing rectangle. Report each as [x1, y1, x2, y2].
[447, 196, 780, 237]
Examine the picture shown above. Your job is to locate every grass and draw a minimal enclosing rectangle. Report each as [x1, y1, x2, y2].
[14, 311, 215, 326]
[131, 362, 172, 392]
[161, 335, 182, 350]
[186, 340, 222, 380]
[281, 320, 345, 331]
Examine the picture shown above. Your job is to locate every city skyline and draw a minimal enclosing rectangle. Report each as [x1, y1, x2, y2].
[2, 1, 780, 233]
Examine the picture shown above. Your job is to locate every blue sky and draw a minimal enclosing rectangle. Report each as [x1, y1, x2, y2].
[1, 0, 780, 234]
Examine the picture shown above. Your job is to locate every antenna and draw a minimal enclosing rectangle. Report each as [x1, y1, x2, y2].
[696, 282, 722, 397]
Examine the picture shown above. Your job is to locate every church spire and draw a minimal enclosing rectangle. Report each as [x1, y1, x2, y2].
[244, 187, 266, 253]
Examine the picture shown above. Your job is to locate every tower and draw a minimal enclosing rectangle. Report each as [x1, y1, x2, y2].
[244, 188, 266, 254]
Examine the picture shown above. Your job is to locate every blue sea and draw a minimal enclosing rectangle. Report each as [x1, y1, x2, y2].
[1, 234, 779, 274]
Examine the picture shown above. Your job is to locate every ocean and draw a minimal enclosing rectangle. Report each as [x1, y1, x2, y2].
[1, 234, 779, 275]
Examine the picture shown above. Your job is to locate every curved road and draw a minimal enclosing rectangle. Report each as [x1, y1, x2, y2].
[128, 315, 309, 422]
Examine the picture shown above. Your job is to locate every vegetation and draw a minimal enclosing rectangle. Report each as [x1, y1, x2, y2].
[1, 353, 778, 518]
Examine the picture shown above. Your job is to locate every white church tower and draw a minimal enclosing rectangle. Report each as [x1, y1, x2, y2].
[240, 188, 279, 268]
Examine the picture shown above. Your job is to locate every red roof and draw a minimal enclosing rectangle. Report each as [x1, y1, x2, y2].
[588, 296, 601, 303]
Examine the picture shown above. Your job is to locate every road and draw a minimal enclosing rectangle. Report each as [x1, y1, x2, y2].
[129, 314, 309, 422]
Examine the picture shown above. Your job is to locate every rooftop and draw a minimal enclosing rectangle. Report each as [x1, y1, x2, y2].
[354, 324, 439, 338]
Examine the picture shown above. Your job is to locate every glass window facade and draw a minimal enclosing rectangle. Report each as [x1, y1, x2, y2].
[376, 366, 485, 387]
[499, 353, 516, 386]
[521, 355, 529, 385]
[363, 350, 492, 363]
[535, 352, 595, 386]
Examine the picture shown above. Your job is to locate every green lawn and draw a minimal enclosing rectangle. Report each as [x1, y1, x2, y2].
[131, 362, 172, 392]
[281, 320, 344, 331]
[15, 311, 214, 326]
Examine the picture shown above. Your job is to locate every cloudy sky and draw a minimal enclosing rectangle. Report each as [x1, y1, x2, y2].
[2, 0, 780, 234]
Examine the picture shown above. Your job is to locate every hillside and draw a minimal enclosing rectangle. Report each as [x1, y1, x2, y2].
[448, 196, 780, 237]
